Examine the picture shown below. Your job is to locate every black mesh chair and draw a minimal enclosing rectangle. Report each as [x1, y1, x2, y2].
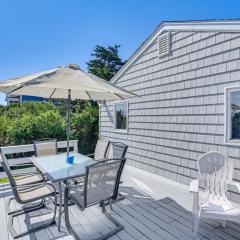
[64, 158, 126, 240]
[106, 142, 128, 200]
[0, 150, 57, 239]
[106, 142, 128, 159]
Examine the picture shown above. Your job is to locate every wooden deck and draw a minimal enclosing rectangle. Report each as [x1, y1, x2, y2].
[1, 165, 240, 240]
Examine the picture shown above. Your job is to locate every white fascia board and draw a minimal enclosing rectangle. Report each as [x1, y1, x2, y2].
[111, 21, 240, 84]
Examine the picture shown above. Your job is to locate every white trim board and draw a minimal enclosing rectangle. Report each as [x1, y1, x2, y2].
[111, 20, 240, 84]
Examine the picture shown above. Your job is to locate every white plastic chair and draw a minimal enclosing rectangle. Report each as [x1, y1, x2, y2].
[190, 151, 240, 235]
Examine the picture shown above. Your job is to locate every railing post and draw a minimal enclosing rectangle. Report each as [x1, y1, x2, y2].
[73, 140, 78, 153]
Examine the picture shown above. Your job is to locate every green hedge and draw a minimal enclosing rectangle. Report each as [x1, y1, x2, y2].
[0, 101, 98, 154]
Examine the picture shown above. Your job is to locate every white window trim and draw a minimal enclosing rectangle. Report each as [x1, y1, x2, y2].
[113, 100, 128, 133]
[225, 86, 240, 145]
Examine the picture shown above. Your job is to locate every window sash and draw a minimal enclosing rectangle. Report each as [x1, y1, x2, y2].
[114, 101, 128, 131]
[225, 87, 240, 144]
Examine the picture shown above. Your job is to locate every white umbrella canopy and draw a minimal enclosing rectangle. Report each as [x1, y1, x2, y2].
[0, 64, 136, 155]
[0, 64, 135, 100]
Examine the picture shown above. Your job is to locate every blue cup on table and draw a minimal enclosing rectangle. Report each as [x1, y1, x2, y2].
[67, 155, 74, 164]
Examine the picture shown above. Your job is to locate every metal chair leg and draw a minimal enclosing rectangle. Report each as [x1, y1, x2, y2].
[104, 193, 125, 207]
[113, 192, 125, 202]
[8, 195, 57, 239]
[7, 197, 45, 215]
[99, 201, 123, 240]
[64, 197, 123, 240]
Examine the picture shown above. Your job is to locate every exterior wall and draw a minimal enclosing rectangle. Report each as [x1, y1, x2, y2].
[100, 31, 240, 201]
[6, 94, 45, 105]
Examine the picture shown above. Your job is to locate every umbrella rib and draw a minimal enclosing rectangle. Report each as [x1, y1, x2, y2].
[114, 93, 124, 100]
[85, 91, 92, 100]
[7, 85, 23, 95]
[49, 88, 57, 99]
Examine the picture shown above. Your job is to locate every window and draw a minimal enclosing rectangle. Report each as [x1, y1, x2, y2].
[226, 87, 240, 143]
[114, 101, 128, 131]
[158, 32, 171, 58]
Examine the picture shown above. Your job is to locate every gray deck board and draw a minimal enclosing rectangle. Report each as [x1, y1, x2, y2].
[1, 165, 240, 240]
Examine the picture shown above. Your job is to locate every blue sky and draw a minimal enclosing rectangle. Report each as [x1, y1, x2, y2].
[0, 0, 240, 104]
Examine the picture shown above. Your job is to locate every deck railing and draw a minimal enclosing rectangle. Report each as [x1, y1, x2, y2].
[0, 140, 78, 178]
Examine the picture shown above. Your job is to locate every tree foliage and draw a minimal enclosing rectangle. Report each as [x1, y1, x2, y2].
[0, 44, 125, 155]
[0, 101, 98, 154]
[72, 103, 99, 154]
[86, 45, 125, 81]
[1, 102, 66, 146]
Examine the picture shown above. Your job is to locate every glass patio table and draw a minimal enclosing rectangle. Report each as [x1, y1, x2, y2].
[31, 152, 96, 231]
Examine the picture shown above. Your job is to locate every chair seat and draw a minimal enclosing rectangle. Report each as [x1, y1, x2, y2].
[18, 184, 55, 202]
[201, 196, 233, 212]
[16, 173, 44, 185]
[201, 197, 240, 222]
[201, 206, 240, 221]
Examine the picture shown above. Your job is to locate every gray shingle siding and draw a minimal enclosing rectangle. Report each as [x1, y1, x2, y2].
[99, 31, 240, 200]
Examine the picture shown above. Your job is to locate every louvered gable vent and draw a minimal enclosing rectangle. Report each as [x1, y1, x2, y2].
[158, 32, 171, 58]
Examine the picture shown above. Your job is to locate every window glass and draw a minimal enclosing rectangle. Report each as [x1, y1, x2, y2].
[231, 91, 240, 139]
[115, 102, 127, 130]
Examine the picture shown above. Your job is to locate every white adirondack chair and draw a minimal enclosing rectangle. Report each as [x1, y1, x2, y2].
[190, 151, 240, 235]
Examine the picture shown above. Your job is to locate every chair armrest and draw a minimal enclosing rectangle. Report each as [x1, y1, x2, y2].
[190, 179, 199, 193]
[15, 182, 56, 193]
[13, 172, 46, 182]
[86, 153, 94, 157]
[10, 163, 35, 171]
[228, 181, 240, 193]
[12, 162, 34, 167]
[12, 172, 39, 177]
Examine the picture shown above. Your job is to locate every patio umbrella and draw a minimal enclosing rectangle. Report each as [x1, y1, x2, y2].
[0, 64, 136, 155]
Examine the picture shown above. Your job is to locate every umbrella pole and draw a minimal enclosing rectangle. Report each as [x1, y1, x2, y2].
[67, 89, 71, 156]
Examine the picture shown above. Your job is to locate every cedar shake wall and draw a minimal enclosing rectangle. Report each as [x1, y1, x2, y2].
[100, 31, 240, 201]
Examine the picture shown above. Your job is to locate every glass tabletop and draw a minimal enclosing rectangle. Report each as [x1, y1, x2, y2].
[31, 152, 96, 182]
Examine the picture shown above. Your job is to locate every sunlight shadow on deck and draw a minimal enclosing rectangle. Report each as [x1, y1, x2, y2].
[1, 167, 240, 240]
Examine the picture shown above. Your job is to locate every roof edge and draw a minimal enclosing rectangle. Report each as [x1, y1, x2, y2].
[111, 19, 240, 84]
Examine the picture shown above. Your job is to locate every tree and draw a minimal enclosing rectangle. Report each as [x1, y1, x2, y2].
[86, 45, 125, 81]
[0, 101, 98, 155]
[71, 103, 99, 154]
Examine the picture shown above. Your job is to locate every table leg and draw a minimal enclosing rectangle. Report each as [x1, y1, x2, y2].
[58, 182, 62, 231]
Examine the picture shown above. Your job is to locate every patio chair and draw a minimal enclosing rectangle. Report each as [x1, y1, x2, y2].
[72, 139, 110, 185]
[64, 158, 126, 240]
[33, 138, 58, 157]
[190, 151, 240, 235]
[86, 138, 110, 160]
[0, 151, 57, 239]
[0, 149, 47, 214]
[106, 142, 128, 159]
[6, 171, 47, 214]
[106, 142, 128, 200]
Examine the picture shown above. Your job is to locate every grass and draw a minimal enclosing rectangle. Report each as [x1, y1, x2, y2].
[0, 177, 9, 183]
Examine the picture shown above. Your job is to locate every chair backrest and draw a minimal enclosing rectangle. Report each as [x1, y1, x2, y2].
[83, 158, 125, 207]
[106, 142, 128, 159]
[94, 139, 110, 160]
[33, 139, 57, 157]
[198, 151, 233, 198]
[0, 150, 17, 189]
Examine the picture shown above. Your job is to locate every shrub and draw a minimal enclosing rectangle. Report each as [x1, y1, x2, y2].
[72, 103, 99, 154]
[6, 111, 66, 145]
[0, 101, 99, 155]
